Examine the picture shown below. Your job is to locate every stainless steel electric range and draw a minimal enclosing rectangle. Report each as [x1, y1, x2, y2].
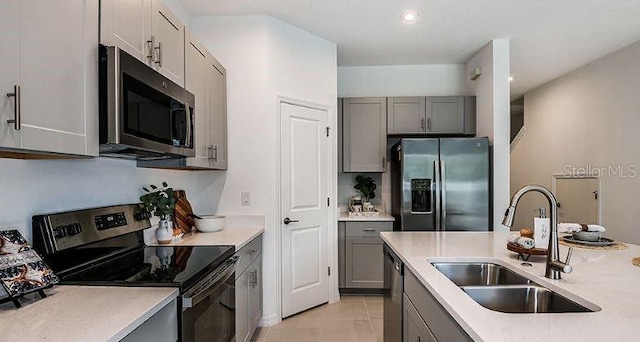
[31, 204, 237, 342]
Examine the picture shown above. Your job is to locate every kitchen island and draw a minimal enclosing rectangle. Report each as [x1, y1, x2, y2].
[381, 231, 640, 341]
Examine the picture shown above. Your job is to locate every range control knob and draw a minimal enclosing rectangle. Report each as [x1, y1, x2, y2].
[134, 211, 151, 221]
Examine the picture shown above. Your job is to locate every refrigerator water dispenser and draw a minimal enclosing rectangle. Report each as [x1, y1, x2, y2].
[411, 179, 432, 213]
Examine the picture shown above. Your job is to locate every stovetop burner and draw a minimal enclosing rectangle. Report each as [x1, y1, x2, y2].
[58, 244, 234, 293]
[32, 204, 235, 293]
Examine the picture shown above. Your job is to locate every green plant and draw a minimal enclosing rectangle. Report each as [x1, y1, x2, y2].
[140, 182, 176, 219]
[354, 175, 376, 201]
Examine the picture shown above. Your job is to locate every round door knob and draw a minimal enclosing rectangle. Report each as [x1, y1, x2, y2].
[283, 217, 299, 225]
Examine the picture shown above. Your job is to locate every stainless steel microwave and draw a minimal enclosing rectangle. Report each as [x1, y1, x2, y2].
[99, 45, 195, 160]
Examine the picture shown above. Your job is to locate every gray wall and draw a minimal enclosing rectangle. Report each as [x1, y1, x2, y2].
[511, 39, 640, 244]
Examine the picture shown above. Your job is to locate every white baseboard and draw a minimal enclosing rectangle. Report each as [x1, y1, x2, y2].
[259, 313, 281, 327]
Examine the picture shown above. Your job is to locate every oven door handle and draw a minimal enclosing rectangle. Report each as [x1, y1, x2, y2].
[182, 255, 238, 309]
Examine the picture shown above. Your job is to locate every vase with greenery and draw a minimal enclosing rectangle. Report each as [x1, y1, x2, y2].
[141, 182, 176, 244]
[353, 175, 376, 202]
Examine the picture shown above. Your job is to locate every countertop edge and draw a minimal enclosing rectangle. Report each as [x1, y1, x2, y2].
[235, 228, 265, 250]
[106, 287, 180, 342]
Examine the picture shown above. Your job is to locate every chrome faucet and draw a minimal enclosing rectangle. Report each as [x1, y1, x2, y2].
[502, 185, 573, 280]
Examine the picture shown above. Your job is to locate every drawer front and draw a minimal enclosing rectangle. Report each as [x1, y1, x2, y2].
[345, 221, 393, 238]
[403, 294, 437, 342]
[405, 270, 472, 342]
[236, 234, 263, 277]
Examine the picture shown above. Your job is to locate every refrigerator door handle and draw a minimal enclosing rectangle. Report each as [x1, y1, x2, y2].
[434, 160, 441, 230]
[441, 160, 447, 231]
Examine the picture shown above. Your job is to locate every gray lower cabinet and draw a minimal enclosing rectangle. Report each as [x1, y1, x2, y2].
[404, 294, 436, 342]
[339, 221, 393, 290]
[341, 97, 388, 172]
[387, 96, 476, 136]
[122, 298, 178, 342]
[235, 234, 263, 342]
[404, 269, 472, 342]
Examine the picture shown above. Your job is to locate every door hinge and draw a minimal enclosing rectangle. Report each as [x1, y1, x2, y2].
[328, 266, 331, 276]
[327, 197, 330, 206]
[326, 126, 330, 137]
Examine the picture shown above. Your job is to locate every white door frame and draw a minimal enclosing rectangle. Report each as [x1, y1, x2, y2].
[274, 95, 338, 323]
[551, 173, 602, 225]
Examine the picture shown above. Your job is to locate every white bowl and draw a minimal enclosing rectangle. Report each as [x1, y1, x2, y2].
[194, 215, 226, 232]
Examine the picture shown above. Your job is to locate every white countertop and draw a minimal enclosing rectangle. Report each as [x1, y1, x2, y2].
[338, 212, 395, 222]
[146, 215, 265, 250]
[166, 226, 264, 249]
[381, 231, 640, 341]
[0, 285, 178, 342]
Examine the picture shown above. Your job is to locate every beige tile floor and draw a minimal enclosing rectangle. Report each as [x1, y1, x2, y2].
[251, 295, 383, 342]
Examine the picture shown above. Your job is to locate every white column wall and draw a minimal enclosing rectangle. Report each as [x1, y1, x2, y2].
[465, 40, 511, 231]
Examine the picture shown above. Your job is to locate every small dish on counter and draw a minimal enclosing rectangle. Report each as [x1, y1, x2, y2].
[563, 235, 615, 247]
[572, 231, 601, 242]
[194, 215, 226, 232]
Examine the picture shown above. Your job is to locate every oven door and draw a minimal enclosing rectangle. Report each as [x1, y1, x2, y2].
[181, 256, 238, 342]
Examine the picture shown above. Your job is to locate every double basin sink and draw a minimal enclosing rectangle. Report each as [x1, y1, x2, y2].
[431, 262, 598, 313]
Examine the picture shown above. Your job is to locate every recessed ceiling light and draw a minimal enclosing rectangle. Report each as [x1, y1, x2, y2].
[509, 76, 515, 82]
[401, 11, 418, 23]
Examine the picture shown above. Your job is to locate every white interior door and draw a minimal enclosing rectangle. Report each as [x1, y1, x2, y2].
[555, 177, 599, 224]
[280, 102, 329, 318]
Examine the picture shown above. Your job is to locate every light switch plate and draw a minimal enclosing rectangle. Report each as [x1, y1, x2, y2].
[241, 192, 251, 206]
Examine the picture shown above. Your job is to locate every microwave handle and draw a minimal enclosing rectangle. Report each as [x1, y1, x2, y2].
[185, 104, 193, 148]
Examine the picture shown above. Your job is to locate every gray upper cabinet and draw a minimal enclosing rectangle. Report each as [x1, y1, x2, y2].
[183, 34, 210, 168]
[388, 97, 426, 134]
[138, 31, 227, 170]
[342, 97, 387, 172]
[151, 0, 185, 87]
[100, 0, 152, 64]
[0, 0, 99, 157]
[386, 96, 476, 136]
[208, 57, 228, 170]
[101, 0, 185, 87]
[427, 96, 465, 134]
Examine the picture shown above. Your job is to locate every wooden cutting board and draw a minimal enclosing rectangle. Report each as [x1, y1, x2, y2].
[173, 190, 195, 234]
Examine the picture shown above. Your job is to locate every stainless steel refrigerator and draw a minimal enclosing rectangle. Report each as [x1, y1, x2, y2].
[390, 138, 491, 231]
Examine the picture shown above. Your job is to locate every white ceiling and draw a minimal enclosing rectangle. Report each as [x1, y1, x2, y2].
[179, 0, 640, 98]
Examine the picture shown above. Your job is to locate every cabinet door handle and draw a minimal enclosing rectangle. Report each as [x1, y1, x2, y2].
[154, 42, 163, 67]
[363, 228, 376, 232]
[207, 145, 214, 160]
[420, 118, 425, 131]
[426, 118, 432, 130]
[146, 36, 155, 62]
[213, 145, 218, 162]
[6, 85, 21, 130]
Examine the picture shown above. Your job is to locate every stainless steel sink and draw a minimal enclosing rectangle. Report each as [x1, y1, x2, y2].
[431, 261, 599, 313]
[431, 262, 533, 286]
[461, 285, 595, 313]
